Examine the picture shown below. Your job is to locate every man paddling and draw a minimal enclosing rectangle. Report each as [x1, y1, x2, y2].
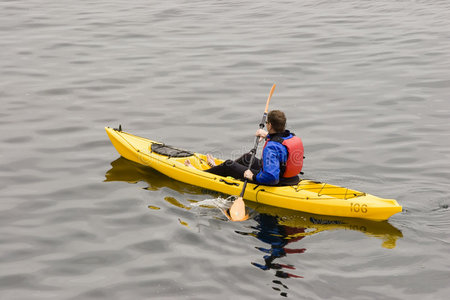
[201, 110, 304, 186]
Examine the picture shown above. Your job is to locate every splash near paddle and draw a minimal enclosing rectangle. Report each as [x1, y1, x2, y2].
[190, 196, 244, 221]
[228, 84, 276, 222]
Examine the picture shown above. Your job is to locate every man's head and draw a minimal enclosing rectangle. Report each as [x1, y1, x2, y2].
[267, 110, 286, 133]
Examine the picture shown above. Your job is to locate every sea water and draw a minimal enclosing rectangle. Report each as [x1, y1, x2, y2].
[1, 0, 449, 299]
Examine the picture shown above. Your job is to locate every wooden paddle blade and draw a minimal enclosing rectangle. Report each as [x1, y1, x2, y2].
[228, 197, 249, 221]
[264, 84, 276, 113]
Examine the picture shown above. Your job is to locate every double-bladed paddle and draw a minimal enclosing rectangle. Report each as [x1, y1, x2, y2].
[227, 84, 276, 221]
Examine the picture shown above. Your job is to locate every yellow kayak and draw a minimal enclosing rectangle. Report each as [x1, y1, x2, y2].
[104, 157, 403, 249]
[105, 127, 402, 221]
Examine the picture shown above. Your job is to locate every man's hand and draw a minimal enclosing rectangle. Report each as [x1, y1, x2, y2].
[255, 129, 268, 142]
[244, 170, 254, 180]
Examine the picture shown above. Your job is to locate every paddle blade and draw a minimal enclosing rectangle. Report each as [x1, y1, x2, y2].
[264, 84, 276, 113]
[228, 197, 249, 221]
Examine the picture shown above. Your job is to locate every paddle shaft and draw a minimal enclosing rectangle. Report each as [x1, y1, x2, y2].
[238, 84, 275, 198]
[238, 124, 264, 198]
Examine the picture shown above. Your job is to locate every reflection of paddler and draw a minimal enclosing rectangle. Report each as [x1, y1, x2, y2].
[237, 214, 306, 279]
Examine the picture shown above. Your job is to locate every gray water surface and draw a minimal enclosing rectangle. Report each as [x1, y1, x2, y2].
[1, 1, 449, 299]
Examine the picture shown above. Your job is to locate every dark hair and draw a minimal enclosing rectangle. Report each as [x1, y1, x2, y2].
[267, 110, 286, 133]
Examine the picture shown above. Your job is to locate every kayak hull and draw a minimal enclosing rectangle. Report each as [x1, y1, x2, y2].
[105, 127, 402, 221]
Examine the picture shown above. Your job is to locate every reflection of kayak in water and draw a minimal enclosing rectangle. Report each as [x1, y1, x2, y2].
[105, 127, 402, 221]
[105, 156, 402, 249]
[246, 202, 403, 249]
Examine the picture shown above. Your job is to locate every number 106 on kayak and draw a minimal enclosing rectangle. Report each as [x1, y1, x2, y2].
[350, 203, 368, 213]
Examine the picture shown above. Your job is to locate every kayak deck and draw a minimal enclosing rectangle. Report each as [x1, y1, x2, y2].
[105, 127, 402, 221]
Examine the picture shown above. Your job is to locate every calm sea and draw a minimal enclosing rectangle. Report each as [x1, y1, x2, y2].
[1, 0, 449, 299]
